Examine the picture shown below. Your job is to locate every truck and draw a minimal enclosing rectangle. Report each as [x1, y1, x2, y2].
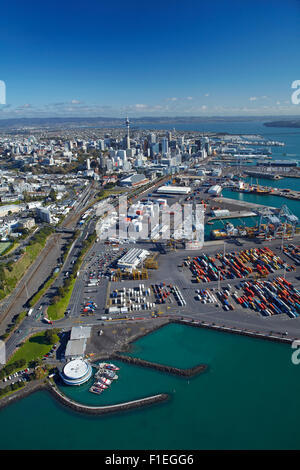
[43, 317, 53, 325]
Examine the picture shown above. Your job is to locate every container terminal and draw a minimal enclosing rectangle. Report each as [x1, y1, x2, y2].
[60, 168, 300, 353]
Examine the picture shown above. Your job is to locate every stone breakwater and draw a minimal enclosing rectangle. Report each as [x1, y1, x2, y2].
[110, 353, 208, 377]
[47, 382, 169, 415]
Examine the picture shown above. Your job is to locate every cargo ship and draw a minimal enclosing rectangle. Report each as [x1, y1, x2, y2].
[211, 222, 248, 239]
[231, 181, 272, 195]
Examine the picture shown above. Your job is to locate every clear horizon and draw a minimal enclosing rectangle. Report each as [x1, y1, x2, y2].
[0, 0, 299, 119]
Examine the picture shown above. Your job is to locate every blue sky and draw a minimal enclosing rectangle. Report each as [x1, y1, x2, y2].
[0, 0, 299, 117]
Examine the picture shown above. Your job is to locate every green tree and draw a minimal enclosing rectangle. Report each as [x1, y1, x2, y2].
[49, 189, 57, 202]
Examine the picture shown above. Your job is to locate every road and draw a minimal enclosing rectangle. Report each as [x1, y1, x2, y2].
[0, 184, 97, 339]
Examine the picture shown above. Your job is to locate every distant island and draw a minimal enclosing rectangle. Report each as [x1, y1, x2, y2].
[264, 120, 300, 128]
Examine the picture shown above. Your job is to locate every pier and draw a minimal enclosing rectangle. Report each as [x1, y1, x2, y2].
[214, 197, 276, 211]
[208, 210, 257, 221]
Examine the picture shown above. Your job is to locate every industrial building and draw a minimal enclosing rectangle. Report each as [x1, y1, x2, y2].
[156, 185, 191, 195]
[64, 339, 87, 360]
[117, 248, 150, 270]
[207, 185, 222, 196]
[119, 173, 149, 187]
[70, 326, 91, 340]
[64, 326, 91, 360]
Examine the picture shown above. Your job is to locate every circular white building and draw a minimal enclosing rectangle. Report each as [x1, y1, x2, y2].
[60, 359, 92, 386]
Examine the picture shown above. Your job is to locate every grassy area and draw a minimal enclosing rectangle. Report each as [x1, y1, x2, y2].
[0, 227, 54, 300]
[7, 331, 53, 366]
[0, 242, 11, 255]
[0, 240, 19, 257]
[0, 200, 22, 207]
[0, 382, 25, 399]
[47, 278, 76, 320]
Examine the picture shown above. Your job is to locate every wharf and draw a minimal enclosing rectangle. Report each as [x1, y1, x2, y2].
[214, 197, 276, 211]
[208, 211, 257, 221]
[270, 189, 300, 201]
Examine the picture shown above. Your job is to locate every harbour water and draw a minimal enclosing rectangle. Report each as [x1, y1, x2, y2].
[0, 121, 299, 449]
[1, 323, 300, 449]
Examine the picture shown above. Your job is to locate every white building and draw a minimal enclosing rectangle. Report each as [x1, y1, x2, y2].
[117, 248, 150, 270]
[60, 359, 92, 386]
[156, 185, 191, 195]
[207, 185, 222, 196]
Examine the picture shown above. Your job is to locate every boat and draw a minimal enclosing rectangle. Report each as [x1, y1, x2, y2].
[97, 377, 112, 385]
[89, 386, 103, 394]
[100, 363, 119, 371]
[103, 370, 118, 379]
[94, 381, 109, 389]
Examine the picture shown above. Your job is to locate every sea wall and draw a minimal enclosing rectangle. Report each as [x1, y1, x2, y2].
[0, 380, 46, 410]
[110, 353, 208, 377]
[46, 381, 169, 415]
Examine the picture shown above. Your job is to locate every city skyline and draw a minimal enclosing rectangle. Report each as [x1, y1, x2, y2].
[0, 0, 299, 118]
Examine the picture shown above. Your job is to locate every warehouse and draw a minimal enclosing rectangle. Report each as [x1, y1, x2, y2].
[207, 185, 222, 196]
[70, 326, 91, 341]
[117, 248, 150, 270]
[119, 173, 149, 187]
[64, 338, 87, 360]
[156, 185, 191, 195]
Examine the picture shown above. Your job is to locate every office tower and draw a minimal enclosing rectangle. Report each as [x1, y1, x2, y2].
[161, 137, 168, 154]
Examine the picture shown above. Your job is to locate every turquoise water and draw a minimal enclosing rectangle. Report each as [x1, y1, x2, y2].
[1, 324, 300, 450]
[0, 122, 299, 449]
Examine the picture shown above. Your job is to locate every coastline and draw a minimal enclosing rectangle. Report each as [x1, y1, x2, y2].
[0, 316, 295, 414]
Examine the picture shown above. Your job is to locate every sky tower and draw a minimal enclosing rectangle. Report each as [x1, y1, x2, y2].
[125, 116, 130, 149]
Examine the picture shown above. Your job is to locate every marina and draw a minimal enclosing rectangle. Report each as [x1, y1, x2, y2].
[89, 363, 120, 395]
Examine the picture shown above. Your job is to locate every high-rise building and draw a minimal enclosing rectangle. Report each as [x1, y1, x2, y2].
[148, 133, 156, 144]
[161, 137, 168, 155]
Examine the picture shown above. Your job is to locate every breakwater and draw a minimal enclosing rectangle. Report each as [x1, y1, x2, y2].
[47, 381, 169, 415]
[110, 353, 208, 377]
